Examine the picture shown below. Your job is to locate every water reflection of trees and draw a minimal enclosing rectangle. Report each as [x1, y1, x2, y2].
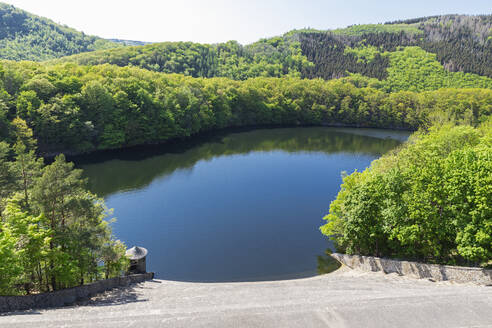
[76, 127, 407, 197]
[317, 249, 342, 275]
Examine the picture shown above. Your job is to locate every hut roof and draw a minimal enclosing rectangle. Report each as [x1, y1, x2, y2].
[125, 246, 148, 260]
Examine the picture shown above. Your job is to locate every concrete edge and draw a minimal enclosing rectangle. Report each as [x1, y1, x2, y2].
[330, 253, 492, 285]
[0, 272, 154, 313]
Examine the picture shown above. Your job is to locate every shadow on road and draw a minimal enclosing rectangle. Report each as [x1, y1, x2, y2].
[1, 281, 155, 316]
[76, 283, 151, 307]
[0, 309, 42, 317]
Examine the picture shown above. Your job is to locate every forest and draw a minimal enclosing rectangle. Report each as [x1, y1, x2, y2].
[321, 122, 491, 267]
[53, 15, 492, 81]
[0, 2, 119, 61]
[0, 119, 128, 295]
[0, 61, 490, 155]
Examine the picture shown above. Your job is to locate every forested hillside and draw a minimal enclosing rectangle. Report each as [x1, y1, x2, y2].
[0, 61, 490, 155]
[53, 15, 492, 86]
[0, 2, 120, 61]
[53, 38, 312, 80]
[0, 4, 490, 154]
[302, 15, 492, 78]
[1, 3, 490, 88]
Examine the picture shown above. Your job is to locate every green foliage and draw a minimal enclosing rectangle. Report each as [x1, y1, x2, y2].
[52, 37, 313, 80]
[302, 15, 492, 79]
[0, 2, 120, 61]
[383, 47, 492, 92]
[1, 4, 490, 83]
[0, 122, 128, 295]
[341, 46, 492, 92]
[321, 123, 492, 267]
[344, 45, 382, 63]
[0, 141, 13, 202]
[0, 224, 22, 295]
[101, 240, 130, 280]
[332, 23, 422, 36]
[50, 15, 492, 84]
[0, 61, 490, 155]
[0, 84, 10, 140]
[2, 201, 51, 294]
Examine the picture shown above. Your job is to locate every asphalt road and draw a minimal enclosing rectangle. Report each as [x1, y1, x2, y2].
[1, 267, 491, 328]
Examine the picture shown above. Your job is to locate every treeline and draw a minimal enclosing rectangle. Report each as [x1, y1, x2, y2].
[51, 36, 492, 92]
[0, 61, 490, 155]
[321, 122, 492, 267]
[0, 2, 119, 61]
[53, 37, 312, 80]
[301, 15, 492, 78]
[0, 120, 128, 295]
[349, 46, 492, 92]
[52, 15, 492, 84]
[1, 3, 490, 82]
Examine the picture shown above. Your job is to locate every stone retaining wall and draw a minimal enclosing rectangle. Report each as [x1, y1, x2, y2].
[331, 253, 491, 285]
[0, 272, 154, 313]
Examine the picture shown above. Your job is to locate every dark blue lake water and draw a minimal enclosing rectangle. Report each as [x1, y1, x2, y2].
[76, 127, 409, 281]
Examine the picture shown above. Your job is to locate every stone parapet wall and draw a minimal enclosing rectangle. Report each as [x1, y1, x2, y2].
[0, 272, 154, 313]
[331, 253, 491, 285]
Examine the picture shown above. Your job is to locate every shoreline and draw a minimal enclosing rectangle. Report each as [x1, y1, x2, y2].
[48, 123, 415, 161]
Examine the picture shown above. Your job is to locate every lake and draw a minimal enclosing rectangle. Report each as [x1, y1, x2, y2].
[75, 127, 410, 282]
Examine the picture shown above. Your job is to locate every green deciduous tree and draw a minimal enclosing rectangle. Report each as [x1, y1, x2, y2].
[321, 123, 492, 267]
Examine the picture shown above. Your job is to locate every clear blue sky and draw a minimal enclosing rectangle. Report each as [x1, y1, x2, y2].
[3, 0, 491, 44]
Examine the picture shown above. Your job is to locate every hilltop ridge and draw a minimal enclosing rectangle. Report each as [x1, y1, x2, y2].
[51, 15, 492, 83]
[0, 2, 490, 82]
[0, 2, 121, 61]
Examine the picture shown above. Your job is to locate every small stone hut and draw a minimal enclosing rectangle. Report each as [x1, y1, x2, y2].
[125, 246, 148, 274]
